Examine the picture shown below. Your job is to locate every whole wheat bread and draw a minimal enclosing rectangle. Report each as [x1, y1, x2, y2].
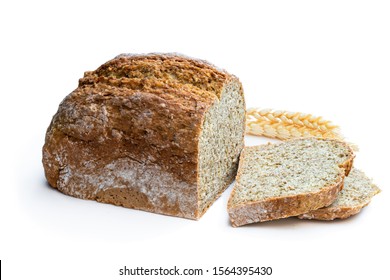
[298, 167, 380, 220]
[42, 53, 246, 219]
[227, 138, 354, 227]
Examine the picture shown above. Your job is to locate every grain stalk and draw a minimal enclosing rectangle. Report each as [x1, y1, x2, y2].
[246, 108, 343, 140]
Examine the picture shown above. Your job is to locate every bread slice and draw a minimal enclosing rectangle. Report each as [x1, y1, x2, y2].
[227, 138, 355, 227]
[298, 168, 380, 220]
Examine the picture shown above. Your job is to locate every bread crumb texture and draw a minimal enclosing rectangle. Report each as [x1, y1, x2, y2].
[230, 138, 353, 205]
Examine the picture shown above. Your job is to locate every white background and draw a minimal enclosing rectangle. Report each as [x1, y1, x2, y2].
[1, 0, 390, 279]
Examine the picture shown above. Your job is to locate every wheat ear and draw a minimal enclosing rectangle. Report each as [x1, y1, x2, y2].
[246, 108, 343, 140]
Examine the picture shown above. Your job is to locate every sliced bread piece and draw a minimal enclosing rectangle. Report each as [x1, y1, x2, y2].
[227, 138, 355, 227]
[298, 168, 380, 220]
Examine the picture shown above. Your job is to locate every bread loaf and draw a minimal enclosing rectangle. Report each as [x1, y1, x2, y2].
[42, 53, 246, 219]
[227, 138, 354, 226]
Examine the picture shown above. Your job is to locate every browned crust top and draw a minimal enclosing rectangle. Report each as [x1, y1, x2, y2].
[79, 53, 234, 105]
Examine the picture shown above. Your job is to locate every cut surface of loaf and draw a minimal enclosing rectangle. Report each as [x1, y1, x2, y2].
[298, 168, 380, 220]
[42, 53, 246, 219]
[228, 138, 354, 226]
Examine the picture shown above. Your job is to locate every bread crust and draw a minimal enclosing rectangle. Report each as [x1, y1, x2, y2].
[42, 53, 244, 219]
[297, 205, 366, 220]
[227, 138, 355, 227]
